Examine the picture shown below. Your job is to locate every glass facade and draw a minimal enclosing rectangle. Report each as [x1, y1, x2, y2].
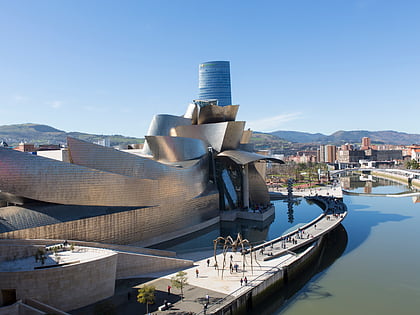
[198, 61, 232, 106]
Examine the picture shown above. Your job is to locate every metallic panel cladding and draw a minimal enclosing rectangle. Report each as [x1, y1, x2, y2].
[142, 114, 192, 155]
[172, 121, 245, 152]
[248, 163, 270, 205]
[0, 145, 210, 207]
[198, 61, 232, 106]
[145, 136, 207, 162]
[217, 150, 285, 165]
[197, 104, 239, 124]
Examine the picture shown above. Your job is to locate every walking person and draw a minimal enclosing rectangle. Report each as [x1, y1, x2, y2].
[167, 285, 171, 295]
[196, 268, 199, 278]
[244, 276, 248, 285]
[240, 278, 243, 286]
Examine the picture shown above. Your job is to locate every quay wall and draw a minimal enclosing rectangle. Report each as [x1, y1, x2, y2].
[372, 170, 420, 189]
[210, 192, 345, 315]
[213, 239, 324, 315]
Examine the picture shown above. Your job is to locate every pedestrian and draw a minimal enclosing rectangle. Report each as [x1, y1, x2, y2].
[230, 254, 233, 261]
[207, 258, 210, 267]
[229, 262, 233, 273]
[206, 294, 210, 302]
[234, 263, 238, 272]
[244, 276, 248, 285]
[167, 285, 171, 295]
[196, 268, 199, 278]
[240, 278, 243, 286]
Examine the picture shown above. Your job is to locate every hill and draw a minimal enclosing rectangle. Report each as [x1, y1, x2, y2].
[1, 123, 419, 148]
[270, 130, 420, 145]
[0, 123, 143, 147]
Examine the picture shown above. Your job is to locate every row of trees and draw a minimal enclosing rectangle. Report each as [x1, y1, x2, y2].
[267, 162, 329, 186]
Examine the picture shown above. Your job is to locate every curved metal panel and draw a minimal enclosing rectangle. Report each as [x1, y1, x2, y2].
[240, 129, 253, 144]
[68, 137, 173, 179]
[173, 121, 244, 152]
[248, 163, 270, 205]
[183, 103, 198, 124]
[197, 104, 239, 124]
[145, 136, 207, 162]
[0, 147, 209, 207]
[217, 150, 285, 165]
[143, 114, 192, 155]
[223, 121, 246, 150]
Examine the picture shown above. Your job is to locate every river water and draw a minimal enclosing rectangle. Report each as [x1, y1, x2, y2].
[276, 175, 420, 315]
[160, 174, 420, 314]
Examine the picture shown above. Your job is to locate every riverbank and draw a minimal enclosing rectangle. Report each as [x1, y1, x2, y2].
[71, 186, 346, 315]
[269, 184, 343, 199]
[115, 191, 344, 314]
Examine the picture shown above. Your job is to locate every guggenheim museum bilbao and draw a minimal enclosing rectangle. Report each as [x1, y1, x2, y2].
[0, 61, 282, 246]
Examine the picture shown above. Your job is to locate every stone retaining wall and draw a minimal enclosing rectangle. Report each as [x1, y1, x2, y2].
[0, 247, 117, 311]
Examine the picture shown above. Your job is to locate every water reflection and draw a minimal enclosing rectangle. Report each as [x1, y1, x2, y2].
[277, 173, 420, 315]
[155, 198, 324, 253]
[342, 201, 411, 256]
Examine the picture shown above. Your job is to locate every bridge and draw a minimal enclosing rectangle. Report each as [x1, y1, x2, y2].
[330, 168, 420, 180]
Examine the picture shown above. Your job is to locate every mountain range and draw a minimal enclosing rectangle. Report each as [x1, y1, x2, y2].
[0, 123, 419, 147]
[270, 130, 420, 145]
[0, 123, 142, 147]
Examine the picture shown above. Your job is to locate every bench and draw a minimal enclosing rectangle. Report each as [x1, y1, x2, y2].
[158, 302, 172, 311]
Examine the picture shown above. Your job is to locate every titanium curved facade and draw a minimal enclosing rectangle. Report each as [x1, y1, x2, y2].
[0, 143, 210, 207]
[0, 61, 284, 245]
[198, 61, 232, 106]
[142, 114, 192, 155]
[172, 121, 245, 152]
[145, 136, 207, 162]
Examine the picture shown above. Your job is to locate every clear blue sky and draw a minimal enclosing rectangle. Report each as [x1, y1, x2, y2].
[1, 0, 419, 138]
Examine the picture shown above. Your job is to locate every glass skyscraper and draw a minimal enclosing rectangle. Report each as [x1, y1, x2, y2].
[198, 61, 232, 106]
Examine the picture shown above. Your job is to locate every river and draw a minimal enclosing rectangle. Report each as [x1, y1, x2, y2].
[275, 175, 420, 315]
[159, 174, 420, 314]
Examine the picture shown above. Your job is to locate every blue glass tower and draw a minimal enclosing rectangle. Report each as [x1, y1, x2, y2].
[198, 61, 232, 106]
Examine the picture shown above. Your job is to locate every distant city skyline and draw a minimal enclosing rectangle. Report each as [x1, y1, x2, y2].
[0, 1, 419, 137]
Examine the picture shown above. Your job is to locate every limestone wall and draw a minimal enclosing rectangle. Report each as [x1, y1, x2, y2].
[0, 239, 194, 282]
[0, 239, 175, 258]
[0, 245, 41, 263]
[116, 252, 193, 279]
[0, 250, 117, 311]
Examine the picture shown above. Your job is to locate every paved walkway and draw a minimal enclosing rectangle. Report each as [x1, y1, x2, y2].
[73, 188, 347, 315]
[135, 194, 347, 314]
[269, 184, 343, 198]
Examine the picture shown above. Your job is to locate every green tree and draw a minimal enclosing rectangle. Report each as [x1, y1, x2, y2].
[406, 159, 419, 170]
[137, 285, 155, 314]
[171, 271, 188, 299]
